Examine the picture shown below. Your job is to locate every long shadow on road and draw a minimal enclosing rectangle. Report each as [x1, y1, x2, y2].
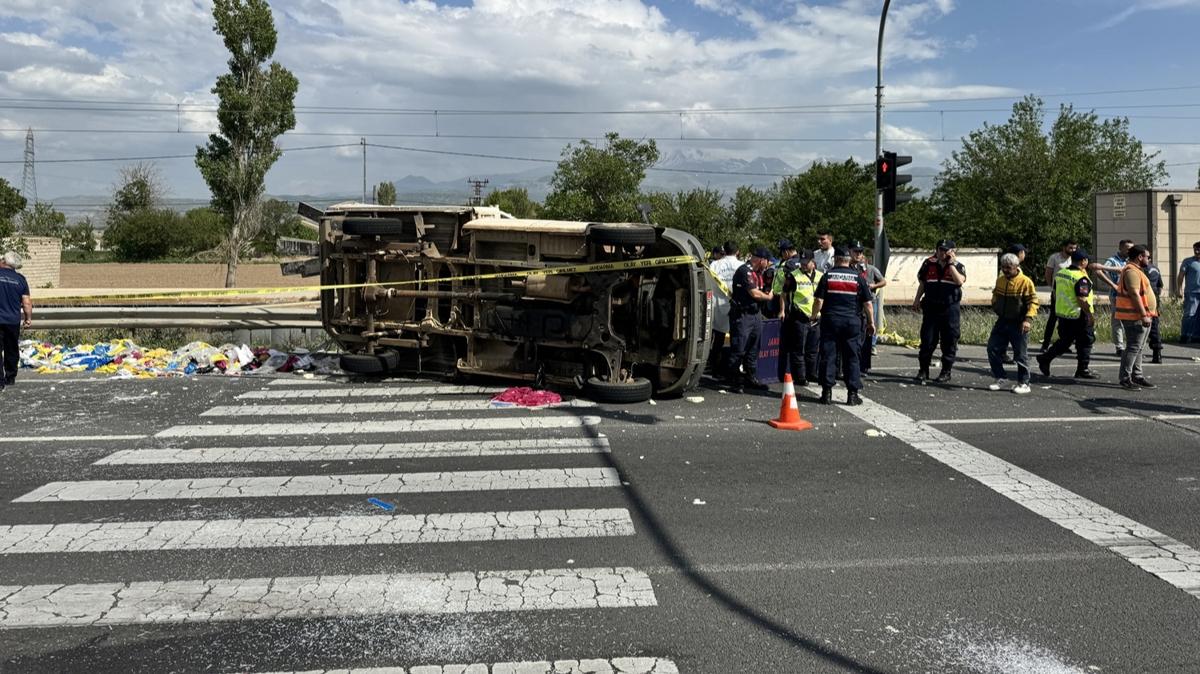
[573, 408, 892, 673]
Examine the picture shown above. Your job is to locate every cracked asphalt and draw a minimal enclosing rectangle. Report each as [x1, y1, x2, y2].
[0, 342, 1197, 673]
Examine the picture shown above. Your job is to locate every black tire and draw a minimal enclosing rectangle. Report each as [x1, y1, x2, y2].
[342, 218, 410, 237]
[583, 376, 654, 404]
[588, 224, 657, 246]
[340, 351, 400, 374]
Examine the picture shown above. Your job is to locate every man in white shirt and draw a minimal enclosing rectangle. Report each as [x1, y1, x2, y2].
[1041, 238, 1077, 351]
[812, 231, 835, 273]
[708, 241, 743, 375]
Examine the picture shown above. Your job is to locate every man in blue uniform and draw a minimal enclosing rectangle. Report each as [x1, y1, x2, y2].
[724, 246, 774, 393]
[811, 247, 875, 405]
[913, 239, 966, 383]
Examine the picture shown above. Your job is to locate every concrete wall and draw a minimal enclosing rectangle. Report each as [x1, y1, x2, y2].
[13, 237, 61, 289]
[880, 248, 1000, 306]
[1095, 190, 1200, 293]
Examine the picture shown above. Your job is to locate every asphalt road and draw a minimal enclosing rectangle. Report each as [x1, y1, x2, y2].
[1, 342, 1198, 674]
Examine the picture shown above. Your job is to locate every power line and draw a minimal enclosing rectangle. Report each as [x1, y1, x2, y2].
[3, 83, 1200, 114]
[0, 143, 359, 165]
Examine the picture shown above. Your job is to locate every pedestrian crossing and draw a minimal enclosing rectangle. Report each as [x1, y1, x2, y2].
[0, 376, 674, 670]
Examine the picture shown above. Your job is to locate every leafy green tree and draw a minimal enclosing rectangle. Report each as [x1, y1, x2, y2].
[759, 159, 876, 250]
[543, 132, 659, 222]
[376, 181, 397, 206]
[933, 95, 1166, 259]
[251, 198, 311, 255]
[720, 185, 766, 249]
[64, 217, 98, 256]
[18, 202, 68, 238]
[0, 178, 26, 238]
[642, 188, 730, 248]
[881, 196, 944, 250]
[19, 203, 62, 238]
[176, 207, 228, 256]
[195, 0, 299, 287]
[103, 209, 185, 262]
[484, 187, 541, 219]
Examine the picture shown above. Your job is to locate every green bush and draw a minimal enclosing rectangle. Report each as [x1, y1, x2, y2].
[103, 209, 184, 262]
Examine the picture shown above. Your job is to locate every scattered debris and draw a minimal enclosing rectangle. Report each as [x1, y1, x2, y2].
[692, 499, 706, 505]
[686, 396, 705, 403]
[18, 339, 339, 378]
[367, 498, 395, 511]
[489, 387, 564, 408]
[865, 429, 887, 438]
[648, 399, 657, 405]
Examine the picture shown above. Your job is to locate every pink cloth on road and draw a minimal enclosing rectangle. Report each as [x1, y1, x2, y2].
[490, 386, 563, 407]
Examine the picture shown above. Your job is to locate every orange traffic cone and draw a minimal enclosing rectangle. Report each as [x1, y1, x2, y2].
[768, 373, 814, 431]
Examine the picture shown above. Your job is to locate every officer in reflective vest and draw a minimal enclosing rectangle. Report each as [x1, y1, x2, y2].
[811, 247, 875, 405]
[773, 249, 822, 385]
[1036, 249, 1099, 380]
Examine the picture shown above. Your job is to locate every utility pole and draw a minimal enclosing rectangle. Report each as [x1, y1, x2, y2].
[360, 137, 367, 203]
[21, 127, 37, 205]
[467, 178, 489, 206]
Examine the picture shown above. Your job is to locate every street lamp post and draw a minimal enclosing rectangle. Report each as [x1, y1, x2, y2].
[874, 0, 891, 265]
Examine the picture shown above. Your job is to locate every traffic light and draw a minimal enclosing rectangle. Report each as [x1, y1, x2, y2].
[876, 150, 912, 215]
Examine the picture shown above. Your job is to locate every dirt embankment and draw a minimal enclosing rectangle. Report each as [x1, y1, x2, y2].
[59, 263, 319, 289]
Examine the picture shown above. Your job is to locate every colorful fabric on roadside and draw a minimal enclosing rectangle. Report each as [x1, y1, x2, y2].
[18, 339, 339, 378]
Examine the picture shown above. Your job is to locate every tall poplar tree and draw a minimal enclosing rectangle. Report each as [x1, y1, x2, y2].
[196, 0, 298, 287]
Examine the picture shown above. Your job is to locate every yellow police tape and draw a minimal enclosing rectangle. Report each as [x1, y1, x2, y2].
[39, 254, 709, 303]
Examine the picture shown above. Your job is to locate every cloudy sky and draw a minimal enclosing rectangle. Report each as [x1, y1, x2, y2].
[2, 0, 1199, 204]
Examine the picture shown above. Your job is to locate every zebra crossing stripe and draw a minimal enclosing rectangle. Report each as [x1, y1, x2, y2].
[0, 567, 657, 629]
[13, 467, 621, 502]
[238, 385, 502, 399]
[262, 657, 679, 673]
[0, 508, 635, 554]
[200, 399, 596, 417]
[155, 415, 602, 438]
[96, 437, 611, 465]
[0, 435, 148, 444]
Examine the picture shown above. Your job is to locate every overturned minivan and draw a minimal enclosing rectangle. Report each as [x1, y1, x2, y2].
[301, 202, 715, 402]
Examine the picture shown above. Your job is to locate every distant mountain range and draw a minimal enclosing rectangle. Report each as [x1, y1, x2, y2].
[45, 149, 938, 223]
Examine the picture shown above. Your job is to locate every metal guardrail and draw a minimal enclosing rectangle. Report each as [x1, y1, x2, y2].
[35, 305, 323, 330]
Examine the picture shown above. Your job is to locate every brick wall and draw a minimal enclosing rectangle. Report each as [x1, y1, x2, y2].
[14, 237, 61, 289]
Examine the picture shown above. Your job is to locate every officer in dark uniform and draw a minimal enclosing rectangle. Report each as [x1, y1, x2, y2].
[811, 247, 875, 405]
[725, 246, 775, 393]
[773, 249, 822, 385]
[913, 239, 966, 383]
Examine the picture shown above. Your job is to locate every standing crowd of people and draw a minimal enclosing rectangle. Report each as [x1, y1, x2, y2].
[707, 234, 1200, 403]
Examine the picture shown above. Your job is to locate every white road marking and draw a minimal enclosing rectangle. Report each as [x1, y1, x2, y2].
[156, 415, 602, 438]
[0, 435, 148, 444]
[0, 508, 634, 554]
[266, 658, 679, 674]
[922, 416, 1139, 426]
[13, 467, 621, 502]
[97, 437, 611, 465]
[201, 399, 596, 417]
[0, 567, 657, 629]
[238, 385, 503, 399]
[846, 397, 1200, 599]
[1155, 414, 1200, 421]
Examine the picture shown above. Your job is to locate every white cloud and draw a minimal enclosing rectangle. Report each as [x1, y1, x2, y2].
[1091, 0, 1200, 30]
[0, 0, 1014, 198]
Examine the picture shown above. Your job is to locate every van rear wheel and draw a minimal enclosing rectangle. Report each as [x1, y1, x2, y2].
[583, 376, 653, 404]
[340, 351, 400, 374]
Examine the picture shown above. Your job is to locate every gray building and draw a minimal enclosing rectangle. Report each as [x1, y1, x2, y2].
[1094, 189, 1200, 294]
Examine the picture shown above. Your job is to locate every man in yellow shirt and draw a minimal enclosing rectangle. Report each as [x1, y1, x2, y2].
[986, 253, 1039, 394]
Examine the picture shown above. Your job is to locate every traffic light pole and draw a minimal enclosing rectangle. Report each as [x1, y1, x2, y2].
[874, 0, 890, 263]
[874, 0, 891, 336]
